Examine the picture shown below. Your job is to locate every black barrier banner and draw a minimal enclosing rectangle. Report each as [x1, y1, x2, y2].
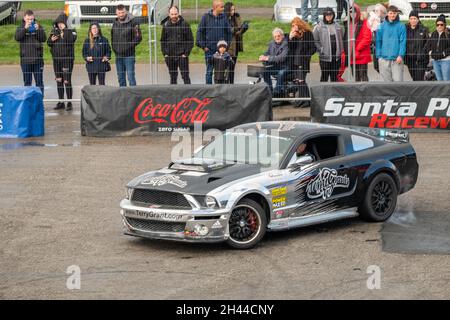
[81, 83, 272, 136]
[310, 82, 450, 130]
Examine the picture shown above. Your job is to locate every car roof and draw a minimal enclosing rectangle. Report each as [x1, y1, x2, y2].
[233, 121, 357, 140]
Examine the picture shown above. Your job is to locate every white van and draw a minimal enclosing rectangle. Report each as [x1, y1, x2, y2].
[381, 0, 450, 20]
[64, 0, 177, 25]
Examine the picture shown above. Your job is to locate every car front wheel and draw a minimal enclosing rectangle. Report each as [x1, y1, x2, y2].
[226, 198, 267, 249]
[359, 173, 398, 222]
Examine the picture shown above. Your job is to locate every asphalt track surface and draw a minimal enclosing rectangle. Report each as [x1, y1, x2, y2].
[0, 99, 450, 299]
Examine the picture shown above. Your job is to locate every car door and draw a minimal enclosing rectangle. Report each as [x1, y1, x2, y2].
[287, 133, 358, 219]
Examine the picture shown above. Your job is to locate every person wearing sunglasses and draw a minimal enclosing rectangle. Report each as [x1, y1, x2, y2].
[426, 14, 450, 81]
[405, 10, 429, 81]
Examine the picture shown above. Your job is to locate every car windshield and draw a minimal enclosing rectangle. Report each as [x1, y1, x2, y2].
[195, 131, 293, 168]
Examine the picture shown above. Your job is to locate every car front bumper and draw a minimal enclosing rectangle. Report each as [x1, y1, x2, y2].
[120, 199, 230, 243]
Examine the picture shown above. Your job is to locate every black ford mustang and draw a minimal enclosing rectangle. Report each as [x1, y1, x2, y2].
[120, 122, 419, 249]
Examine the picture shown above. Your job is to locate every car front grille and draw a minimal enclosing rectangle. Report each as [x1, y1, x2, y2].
[126, 217, 186, 233]
[131, 189, 192, 209]
[411, 3, 450, 14]
[80, 5, 130, 16]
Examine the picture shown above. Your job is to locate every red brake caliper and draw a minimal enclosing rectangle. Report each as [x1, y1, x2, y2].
[247, 209, 258, 232]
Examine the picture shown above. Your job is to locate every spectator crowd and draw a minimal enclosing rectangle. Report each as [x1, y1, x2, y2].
[12, 0, 450, 110]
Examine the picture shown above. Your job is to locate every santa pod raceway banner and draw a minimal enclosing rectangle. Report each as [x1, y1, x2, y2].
[80, 83, 272, 136]
[310, 82, 450, 131]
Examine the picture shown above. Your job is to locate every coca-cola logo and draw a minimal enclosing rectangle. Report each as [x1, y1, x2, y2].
[134, 97, 212, 125]
[306, 168, 350, 200]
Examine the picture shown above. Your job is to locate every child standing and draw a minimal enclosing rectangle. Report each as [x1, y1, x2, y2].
[213, 40, 234, 84]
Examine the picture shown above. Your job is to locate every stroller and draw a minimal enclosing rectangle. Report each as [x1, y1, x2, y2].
[247, 64, 310, 108]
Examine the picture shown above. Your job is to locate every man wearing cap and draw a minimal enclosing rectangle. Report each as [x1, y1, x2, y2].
[426, 14, 450, 81]
[405, 10, 429, 81]
[376, 5, 406, 81]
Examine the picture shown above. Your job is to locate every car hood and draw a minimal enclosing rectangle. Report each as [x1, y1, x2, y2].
[128, 158, 265, 195]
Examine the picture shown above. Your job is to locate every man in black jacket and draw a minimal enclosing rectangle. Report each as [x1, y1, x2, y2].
[111, 4, 142, 87]
[161, 6, 194, 84]
[405, 10, 429, 81]
[15, 10, 46, 96]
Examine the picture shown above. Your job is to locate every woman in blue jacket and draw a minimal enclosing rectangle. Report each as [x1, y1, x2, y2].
[82, 22, 111, 85]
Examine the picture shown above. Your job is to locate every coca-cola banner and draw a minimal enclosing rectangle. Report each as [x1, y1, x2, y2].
[310, 82, 450, 131]
[81, 84, 272, 136]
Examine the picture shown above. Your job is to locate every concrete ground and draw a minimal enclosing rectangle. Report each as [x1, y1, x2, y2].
[0, 92, 449, 299]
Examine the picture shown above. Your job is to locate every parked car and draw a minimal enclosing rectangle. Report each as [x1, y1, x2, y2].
[120, 122, 419, 249]
[0, 1, 20, 24]
[64, 0, 177, 24]
[273, 0, 338, 23]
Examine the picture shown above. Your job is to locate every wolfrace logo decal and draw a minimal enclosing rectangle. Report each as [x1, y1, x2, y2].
[306, 168, 350, 199]
[324, 98, 450, 129]
[141, 174, 188, 188]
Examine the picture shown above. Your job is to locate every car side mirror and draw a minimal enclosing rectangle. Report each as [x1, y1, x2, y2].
[294, 155, 314, 166]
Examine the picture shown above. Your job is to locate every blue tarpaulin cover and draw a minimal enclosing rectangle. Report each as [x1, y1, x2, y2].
[0, 87, 44, 138]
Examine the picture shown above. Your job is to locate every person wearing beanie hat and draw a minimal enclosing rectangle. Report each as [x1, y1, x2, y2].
[212, 40, 234, 84]
[426, 14, 450, 81]
[405, 9, 429, 81]
[409, 10, 419, 19]
[375, 4, 406, 81]
[313, 7, 344, 82]
[217, 40, 228, 48]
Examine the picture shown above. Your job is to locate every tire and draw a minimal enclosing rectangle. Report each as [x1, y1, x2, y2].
[226, 198, 267, 249]
[359, 173, 398, 222]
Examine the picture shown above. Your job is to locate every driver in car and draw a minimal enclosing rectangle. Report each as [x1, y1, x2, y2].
[296, 142, 315, 162]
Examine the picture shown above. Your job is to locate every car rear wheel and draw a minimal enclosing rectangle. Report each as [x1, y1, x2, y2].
[226, 199, 267, 249]
[359, 173, 398, 222]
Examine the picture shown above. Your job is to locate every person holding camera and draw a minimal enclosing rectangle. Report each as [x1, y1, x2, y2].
[82, 23, 111, 86]
[224, 2, 248, 84]
[47, 13, 77, 111]
[15, 10, 46, 96]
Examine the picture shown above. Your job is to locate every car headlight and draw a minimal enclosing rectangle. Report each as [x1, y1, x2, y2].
[125, 188, 133, 200]
[205, 196, 218, 208]
[278, 7, 294, 15]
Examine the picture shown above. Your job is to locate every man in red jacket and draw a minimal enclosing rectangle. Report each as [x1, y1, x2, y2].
[343, 4, 372, 81]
